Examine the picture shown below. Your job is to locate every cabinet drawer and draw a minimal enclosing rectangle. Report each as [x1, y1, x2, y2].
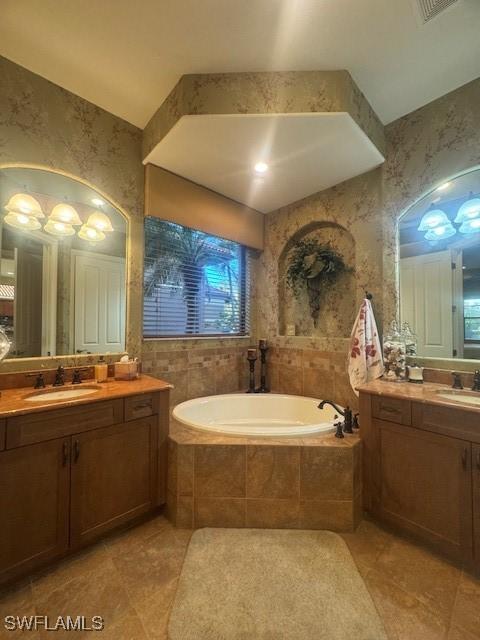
[372, 395, 411, 425]
[6, 399, 123, 448]
[124, 393, 158, 422]
[0, 420, 5, 451]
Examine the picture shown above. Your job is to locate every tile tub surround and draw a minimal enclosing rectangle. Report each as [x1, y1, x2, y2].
[166, 418, 362, 531]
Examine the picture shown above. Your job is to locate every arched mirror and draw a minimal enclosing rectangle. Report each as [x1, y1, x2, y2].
[399, 167, 480, 361]
[0, 167, 127, 359]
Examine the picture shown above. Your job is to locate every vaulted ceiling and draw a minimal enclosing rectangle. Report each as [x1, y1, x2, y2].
[1, 0, 479, 128]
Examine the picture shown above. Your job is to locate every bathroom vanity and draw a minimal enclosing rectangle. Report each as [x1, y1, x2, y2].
[0, 374, 170, 586]
[359, 380, 480, 571]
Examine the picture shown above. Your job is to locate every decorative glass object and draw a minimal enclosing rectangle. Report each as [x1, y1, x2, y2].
[402, 322, 417, 357]
[0, 326, 11, 361]
[383, 321, 407, 382]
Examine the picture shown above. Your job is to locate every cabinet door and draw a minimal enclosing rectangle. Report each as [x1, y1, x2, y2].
[0, 438, 70, 584]
[474, 444, 480, 568]
[70, 418, 157, 547]
[375, 420, 473, 562]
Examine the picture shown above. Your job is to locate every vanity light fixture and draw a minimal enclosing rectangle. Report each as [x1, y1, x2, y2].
[254, 162, 268, 174]
[4, 193, 44, 219]
[44, 219, 76, 237]
[424, 223, 456, 241]
[458, 218, 480, 235]
[78, 224, 106, 242]
[85, 210, 114, 233]
[417, 206, 450, 232]
[3, 212, 41, 231]
[454, 193, 480, 224]
[49, 203, 82, 226]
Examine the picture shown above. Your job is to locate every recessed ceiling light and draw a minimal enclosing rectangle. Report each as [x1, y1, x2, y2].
[254, 162, 268, 174]
[92, 197, 105, 206]
[436, 182, 451, 192]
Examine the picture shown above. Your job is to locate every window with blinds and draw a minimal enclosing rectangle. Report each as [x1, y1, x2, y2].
[143, 217, 250, 338]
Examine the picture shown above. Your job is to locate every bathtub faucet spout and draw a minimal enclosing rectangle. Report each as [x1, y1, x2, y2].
[318, 400, 353, 434]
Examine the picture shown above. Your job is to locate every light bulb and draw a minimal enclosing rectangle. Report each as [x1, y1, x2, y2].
[254, 162, 268, 174]
[49, 203, 82, 225]
[86, 211, 113, 233]
[44, 219, 75, 237]
[4, 193, 44, 218]
[78, 224, 105, 242]
[4, 212, 41, 231]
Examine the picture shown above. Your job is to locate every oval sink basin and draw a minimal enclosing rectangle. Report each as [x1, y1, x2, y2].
[24, 385, 101, 402]
[436, 390, 480, 407]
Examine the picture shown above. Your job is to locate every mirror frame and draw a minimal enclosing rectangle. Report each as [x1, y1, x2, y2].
[0, 162, 131, 368]
[395, 163, 480, 372]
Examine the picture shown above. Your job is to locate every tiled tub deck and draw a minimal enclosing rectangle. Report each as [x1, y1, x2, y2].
[167, 419, 362, 531]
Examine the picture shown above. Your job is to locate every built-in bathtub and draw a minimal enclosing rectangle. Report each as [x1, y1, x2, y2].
[172, 393, 338, 437]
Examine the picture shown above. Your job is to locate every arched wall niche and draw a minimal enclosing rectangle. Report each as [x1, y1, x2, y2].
[278, 221, 356, 337]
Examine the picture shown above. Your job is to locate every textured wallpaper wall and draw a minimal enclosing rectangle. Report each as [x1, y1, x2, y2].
[258, 78, 480, 408]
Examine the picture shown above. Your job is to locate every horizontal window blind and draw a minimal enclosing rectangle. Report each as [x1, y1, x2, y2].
[143, 217, 250, 338]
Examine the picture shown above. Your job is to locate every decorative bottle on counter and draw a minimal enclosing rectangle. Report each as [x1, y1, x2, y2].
[402, 322, 417, 358]
[383, 321, 407, 382]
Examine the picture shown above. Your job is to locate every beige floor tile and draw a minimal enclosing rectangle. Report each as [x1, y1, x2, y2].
[341, 519, 394, 569]
[0, 582, 38, 638]
[450, 572, 480, 639]
[112, 528, 189, 606]
[364, 567, 449, 640]
[448, 624, 480, 640]
[35, 560, 131, 639]
[375, 538, 461, 622]
[104, 515, 172, 558]
[133, 578, 179, 640]
[31, 541, 110, 602]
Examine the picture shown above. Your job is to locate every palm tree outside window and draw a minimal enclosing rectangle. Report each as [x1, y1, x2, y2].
[143, 218, 249, 337]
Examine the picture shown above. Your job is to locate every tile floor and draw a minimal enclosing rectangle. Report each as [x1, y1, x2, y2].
[0, 515, 479, 639]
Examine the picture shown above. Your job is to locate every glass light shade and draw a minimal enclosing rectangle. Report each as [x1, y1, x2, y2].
[78, 224, 105, 242]
[4, 212, 41, 231]
[86, 210, 113, 233]
[49, 203, 82, 225]
[417, 208, 450, 231]
[5, 193, 44, 218]
[458, 218, 480, 235]
[424, 223, 456, 241]
[44, 219, 75, 237]
[454, 196, 480, 224]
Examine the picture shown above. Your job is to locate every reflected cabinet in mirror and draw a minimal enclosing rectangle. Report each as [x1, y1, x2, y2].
[0, 167, 127, 358]
[399, 167, 480, 361]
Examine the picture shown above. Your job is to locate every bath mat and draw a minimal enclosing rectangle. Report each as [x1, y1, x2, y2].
[168, 528, 387, 640]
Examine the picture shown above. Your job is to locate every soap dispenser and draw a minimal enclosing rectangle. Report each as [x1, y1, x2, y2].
[95, 355, 108, 383]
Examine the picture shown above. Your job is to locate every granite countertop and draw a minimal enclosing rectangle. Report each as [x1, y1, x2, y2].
[0, 374, 172, 418]
[357, 378, 480, 413]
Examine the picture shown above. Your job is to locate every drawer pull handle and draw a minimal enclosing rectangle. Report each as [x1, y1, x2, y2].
[74, 440, 80, 463]
[381, 405, 399, 414]
[133, 401, 152, 411]
[62, 442, 69, 467]
[461, 447, 468, 470]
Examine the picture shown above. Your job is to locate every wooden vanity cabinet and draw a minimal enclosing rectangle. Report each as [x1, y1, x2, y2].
[474, 444, 480, 564]
[70, 417, 158, 547]
[0, 388, 169, 586]
[0, 437, 70, 584]
[361, 392, 480, 569]
[372, 419, 472, 561]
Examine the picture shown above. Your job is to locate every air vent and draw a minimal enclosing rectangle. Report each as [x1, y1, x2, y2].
[416, 0, 460, 22]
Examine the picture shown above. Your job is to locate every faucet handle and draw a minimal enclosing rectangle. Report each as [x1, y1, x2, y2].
[26, 372, 46, 389]
[452, 372, 463, 390]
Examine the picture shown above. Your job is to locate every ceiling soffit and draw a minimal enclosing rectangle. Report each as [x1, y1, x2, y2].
[142, 70, 385, 161]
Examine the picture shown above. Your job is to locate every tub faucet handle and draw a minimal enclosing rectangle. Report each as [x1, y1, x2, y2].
[334, 421, 344, 439]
